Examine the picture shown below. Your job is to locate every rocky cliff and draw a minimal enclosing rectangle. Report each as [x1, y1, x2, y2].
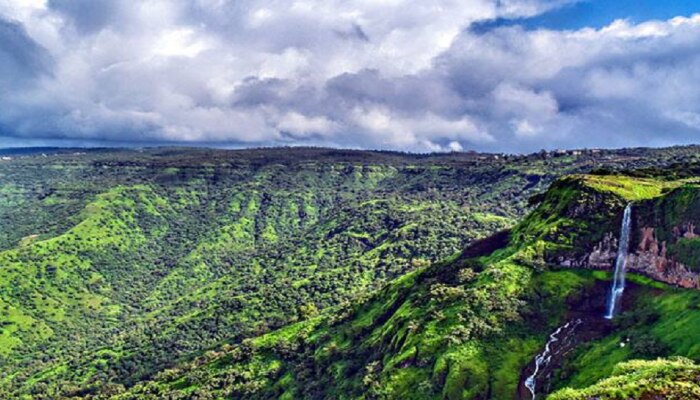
[550, 179, 700, 289]
[559, 225, 699, 288]
[628, 224, 699, 288]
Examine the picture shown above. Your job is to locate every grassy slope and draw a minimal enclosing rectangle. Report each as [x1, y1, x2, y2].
[106, 175, 614, 399]
[579, 174, 680, 201]
[2, 148, 700, 398]
[2, 161, 523, 398]
[114, 262, 603, 399]
[0, 185, 167, 356]
[550, 358, 700, 400]
[552, 274, 700, 393]
[112, 173, 700, 400]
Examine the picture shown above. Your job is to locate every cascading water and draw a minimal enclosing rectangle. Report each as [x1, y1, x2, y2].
[604, 204, 632, 319]
[524, 319, 582, 400]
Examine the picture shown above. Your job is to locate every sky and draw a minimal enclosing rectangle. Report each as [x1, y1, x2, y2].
[0, 0, 699, 153]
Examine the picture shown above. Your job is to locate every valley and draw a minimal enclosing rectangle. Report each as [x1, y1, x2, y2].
[1, 146, 699, 399]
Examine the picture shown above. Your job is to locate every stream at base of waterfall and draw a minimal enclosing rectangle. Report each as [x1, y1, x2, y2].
[519, 205, 633, 399]
[524, 319, 582, 400]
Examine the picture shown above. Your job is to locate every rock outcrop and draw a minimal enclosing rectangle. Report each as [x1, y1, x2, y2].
[526, 175, 700, 289]
[558, 224, 699, 289]
[629, 226, 699, 288]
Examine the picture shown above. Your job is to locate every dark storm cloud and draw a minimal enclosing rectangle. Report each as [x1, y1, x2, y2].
[0, 0, 699, 151]
[0, 17, 51, 84]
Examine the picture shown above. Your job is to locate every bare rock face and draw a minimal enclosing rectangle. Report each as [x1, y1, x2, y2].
[558, 225, 699, 289]
[627, 226, 699, 289]
[541, 178, 700, 289]
[557, 232, 617, 270]
[588, 232, 618, 269]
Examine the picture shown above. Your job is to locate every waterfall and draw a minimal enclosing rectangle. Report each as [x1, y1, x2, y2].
[604, 204, 632, 319]
[524, 319, 582, 400]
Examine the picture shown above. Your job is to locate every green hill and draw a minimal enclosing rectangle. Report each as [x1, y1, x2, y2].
[85, 170, 700, 399]
[1, 147, 700, 399]
[550, 358, 700, 399]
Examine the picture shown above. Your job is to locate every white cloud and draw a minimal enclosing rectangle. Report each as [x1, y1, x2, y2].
[351, 106, 493, 150]
[276, 112, 338, 137]
[0, 1, 699, 152]
[154, 28, 211, 58]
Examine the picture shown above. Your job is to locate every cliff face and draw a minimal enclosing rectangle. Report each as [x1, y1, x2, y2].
[552, 183, 700, 289]
[628, 225, 699, 288]
[559, 225, 699, 288]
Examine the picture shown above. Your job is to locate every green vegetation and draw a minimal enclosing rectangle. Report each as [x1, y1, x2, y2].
[636, 184, 700, 251]
[1, 146, 700, 399]
[579, 174, 678, 201]
[111, 252, 603, 399]
[508, 175, 626, 264]
[550, 358, 700, 400]
[105, 171, 690, 399]
[555, 274, 700, 390]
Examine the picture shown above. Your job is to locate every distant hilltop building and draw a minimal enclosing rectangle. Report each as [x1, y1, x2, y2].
[1, 156, 12, 161]
[537, 149, 585, 159]
[553, 149, 583, 156]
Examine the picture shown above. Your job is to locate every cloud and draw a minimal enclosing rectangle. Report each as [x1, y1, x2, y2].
[276, 112, 339, 139]
[0, 16, 51, 84]
[47, 0, 121, 34]
[433, 13, 700, 150]
[350, 106, 493, 150]
[0, 1, 699, 152]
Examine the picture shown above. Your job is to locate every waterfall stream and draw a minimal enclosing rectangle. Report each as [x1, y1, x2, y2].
[522, 204, 633, 399]
[604, 204, 632, 319]
[524, 319, 582, 400]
